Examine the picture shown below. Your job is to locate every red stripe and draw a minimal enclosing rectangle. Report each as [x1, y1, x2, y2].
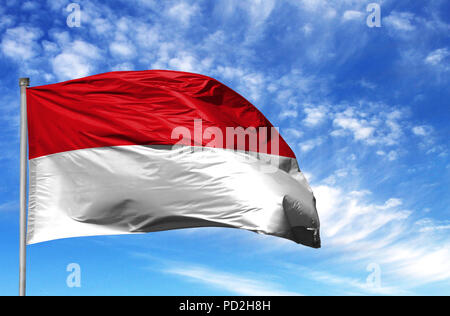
[27, 70, 295, 159]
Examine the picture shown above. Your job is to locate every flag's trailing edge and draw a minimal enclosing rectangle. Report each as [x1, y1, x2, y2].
[26, 70, 321, 248]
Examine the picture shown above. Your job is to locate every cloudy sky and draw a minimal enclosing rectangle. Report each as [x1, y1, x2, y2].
[0, 0, 449, 295]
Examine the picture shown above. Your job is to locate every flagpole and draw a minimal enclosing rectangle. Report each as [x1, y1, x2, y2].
[19, 77, 29, 297]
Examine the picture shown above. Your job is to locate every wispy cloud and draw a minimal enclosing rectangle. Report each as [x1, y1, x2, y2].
[384, 11, 416, 31]
[309, 182, 450, 289]
[164, 263, 301, 296]
[299, 137, 324, 153]
[0, 201, 18, 212]
[342, 10, 363, 22]
[331, 105, 405, 147]
[283, 264, 407, 295]
[425, 48, 450, 66]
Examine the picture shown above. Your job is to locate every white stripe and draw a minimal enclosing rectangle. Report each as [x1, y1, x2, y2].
[27, 145, 320, 246]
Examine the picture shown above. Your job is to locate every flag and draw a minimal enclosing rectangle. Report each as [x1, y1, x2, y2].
[26, 70, 321, 248]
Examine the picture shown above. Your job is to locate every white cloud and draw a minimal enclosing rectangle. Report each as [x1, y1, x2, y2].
[46, 0, 69, 11]
[359, 79, 376, 90]
[313, 186, 409, 246]
[412, 125, 433, 136]
[383, 198, 403, 209]
[279, 110, 298, 120]
[52, 53, 92, 80]
[245, 0, 276, 27]
[387, 150, 398, 161]
[421, 225, 450, 233]
[282, 128, 303, 139]
[302, 105, 327, 127]
[164, 51, 213, 74]
[165, 264, 300, 296]
[416, 218, 450, 233]
[214, 0, 275, 39]
[314, 184, 410, 246]
[91, 18, 114, 35]
[1, 26, 43, 61]
[322, 168, 349, 186]
[134, 24, 159, 49]
[109, 41, 136, 58]
[331, 106, 405, 147]
[382, 243, 450, 283]
[242, 73, 265, 102]
[214, 66, 265, 102]
[168, 53, 197, 72]
[376, 150, 399, 161]
[294, 0, 326, 12]
[281, 128, 304, 149]
[286, 264, 405, 295]
[42, 40, 59, 54]
[333, 113, 374, 141]
[342, 10, 363, 22]
[384, 12, 416, 31]
[52, 40, 102, 81]
[268, 69, 326, 112]
[112, 62, 135, 71]
[299, 137, 324, 153]
[425, 48, 450, 66]
[22, 1, 40, 10]
[166, 1, 199, 26]
[0, 14, 14, 31]
[310, 183, 450, 287]
[217, 65, 244, 80]
[302, 23, 313, 36]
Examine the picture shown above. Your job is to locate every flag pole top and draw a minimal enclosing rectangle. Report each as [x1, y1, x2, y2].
[19, 78, 30, 87]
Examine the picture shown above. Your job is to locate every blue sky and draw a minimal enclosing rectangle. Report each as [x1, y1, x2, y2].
[0, 0, 449, 296]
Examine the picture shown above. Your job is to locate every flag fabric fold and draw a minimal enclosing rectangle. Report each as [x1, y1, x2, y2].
[26, 70, 321, 248]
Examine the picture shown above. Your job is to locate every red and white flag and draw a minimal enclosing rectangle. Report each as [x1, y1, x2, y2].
[26, 70, 321, 248]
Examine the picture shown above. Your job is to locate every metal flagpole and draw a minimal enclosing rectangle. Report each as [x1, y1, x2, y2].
[19, 77, 30, 296]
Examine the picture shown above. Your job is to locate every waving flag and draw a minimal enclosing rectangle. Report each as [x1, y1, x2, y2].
[26, 70, 320, 248]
